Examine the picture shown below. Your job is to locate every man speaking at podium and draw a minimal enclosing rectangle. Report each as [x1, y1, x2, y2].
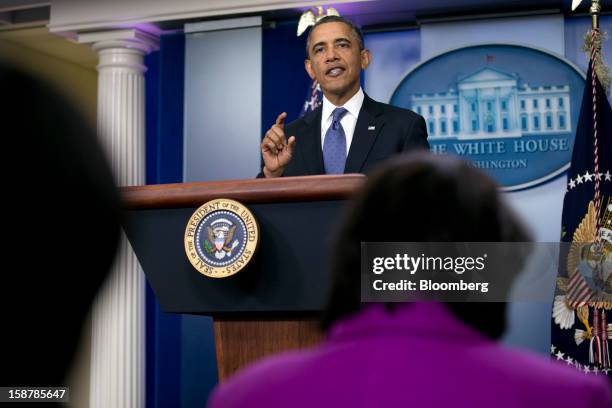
[260, 16, 429, 178]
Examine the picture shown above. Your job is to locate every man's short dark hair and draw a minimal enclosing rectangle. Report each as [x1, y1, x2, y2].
[321, 152, 531, 338]
[305, 15, 365, 57]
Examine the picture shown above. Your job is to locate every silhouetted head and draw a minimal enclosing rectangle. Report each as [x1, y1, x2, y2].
[322, 152, 531, 339]
[0, 64, 121, 386]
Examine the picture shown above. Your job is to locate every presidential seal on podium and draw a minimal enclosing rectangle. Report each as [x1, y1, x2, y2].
[184, 198, 259, 278]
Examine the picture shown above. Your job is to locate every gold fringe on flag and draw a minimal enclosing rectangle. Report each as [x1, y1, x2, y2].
[582, 29, 611, 94]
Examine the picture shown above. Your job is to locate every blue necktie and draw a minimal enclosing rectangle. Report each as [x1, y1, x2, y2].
[323, 107, 348, 174]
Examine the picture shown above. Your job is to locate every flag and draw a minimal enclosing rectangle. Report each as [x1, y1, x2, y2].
[300, 79, 322, 116]
[551, 49, 612, 376]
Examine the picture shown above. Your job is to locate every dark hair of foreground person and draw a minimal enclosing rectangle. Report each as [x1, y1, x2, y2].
[321, 152, 531, 336]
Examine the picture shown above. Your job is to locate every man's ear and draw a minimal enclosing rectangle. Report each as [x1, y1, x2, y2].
[304, 58, 316, 80]
[361, 49, 372, 70]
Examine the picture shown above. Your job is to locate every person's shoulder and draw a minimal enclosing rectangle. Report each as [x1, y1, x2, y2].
[207, 347, 325, 407]
[365, 96, 423, 121]
[477, 343, 612, 406]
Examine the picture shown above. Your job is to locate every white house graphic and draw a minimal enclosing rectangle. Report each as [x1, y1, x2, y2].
[410, 67, 571, 139]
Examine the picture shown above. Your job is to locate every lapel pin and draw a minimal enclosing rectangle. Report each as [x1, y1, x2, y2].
[368, 126, 376, 130]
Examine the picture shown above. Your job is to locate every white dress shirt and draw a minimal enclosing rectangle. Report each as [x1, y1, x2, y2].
[321, 87, 365, 156]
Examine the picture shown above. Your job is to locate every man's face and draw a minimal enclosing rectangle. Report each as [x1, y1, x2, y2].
[305, 22, 371, 101]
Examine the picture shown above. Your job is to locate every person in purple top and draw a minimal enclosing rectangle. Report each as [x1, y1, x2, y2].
[208, 152, 612, 408]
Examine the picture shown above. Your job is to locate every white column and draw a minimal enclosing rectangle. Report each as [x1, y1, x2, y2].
[79, 29, 159, 408]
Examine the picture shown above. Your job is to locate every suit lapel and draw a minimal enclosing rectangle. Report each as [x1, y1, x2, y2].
[299, 107, 324, 175]
[344, 95, 384, 173]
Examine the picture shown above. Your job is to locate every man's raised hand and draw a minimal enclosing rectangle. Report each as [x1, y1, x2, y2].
[260, 112, 296, 177]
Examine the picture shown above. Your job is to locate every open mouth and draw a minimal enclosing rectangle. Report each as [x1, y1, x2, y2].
[326, 67, 345, 77]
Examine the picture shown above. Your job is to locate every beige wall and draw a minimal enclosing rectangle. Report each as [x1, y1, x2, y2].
[0, 27, 98, 127]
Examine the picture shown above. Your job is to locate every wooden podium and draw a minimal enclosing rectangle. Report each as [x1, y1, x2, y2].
[121, 175, 364, 379]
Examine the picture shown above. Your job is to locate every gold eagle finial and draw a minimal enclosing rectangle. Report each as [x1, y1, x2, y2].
[297, 6, 340, 37]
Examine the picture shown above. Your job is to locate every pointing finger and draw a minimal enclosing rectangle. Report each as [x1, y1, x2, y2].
[275, 112, 287, 127]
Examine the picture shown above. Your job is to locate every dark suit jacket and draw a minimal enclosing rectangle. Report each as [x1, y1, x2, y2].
[260, 95, 429, 177]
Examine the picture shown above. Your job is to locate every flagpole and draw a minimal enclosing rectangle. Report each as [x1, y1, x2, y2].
[554, 0, 611, 374]
[588, 0, 603, 233]
[590, 0, 600, 31]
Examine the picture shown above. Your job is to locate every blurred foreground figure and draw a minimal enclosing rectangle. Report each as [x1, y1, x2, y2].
[0, 65, 121, 387]
[209, 153, 611, 408]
